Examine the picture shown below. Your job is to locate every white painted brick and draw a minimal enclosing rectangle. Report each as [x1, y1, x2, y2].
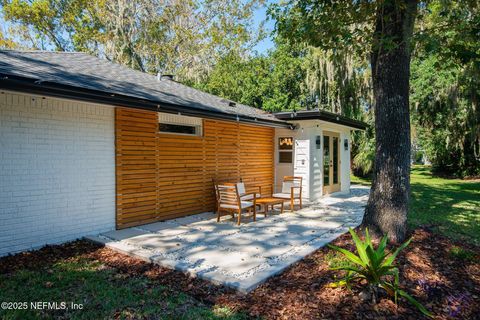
[0, 91, 116, 256]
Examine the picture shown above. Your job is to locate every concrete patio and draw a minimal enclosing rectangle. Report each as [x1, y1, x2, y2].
[86, 186, 369, 292]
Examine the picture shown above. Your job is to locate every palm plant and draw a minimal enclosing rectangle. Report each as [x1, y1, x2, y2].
[328, 228, 431, 317]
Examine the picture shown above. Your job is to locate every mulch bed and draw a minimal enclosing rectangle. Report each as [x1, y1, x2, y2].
[220, 227, 480, 319]
[1, 227, 479, 319]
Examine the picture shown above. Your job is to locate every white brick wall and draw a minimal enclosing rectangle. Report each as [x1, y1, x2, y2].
[0, 91, 115, 256]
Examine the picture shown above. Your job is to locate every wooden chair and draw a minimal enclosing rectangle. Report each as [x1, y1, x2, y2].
[216, 183, 257, 225]
[213, 179, 262, 214]
[272, 176, 303, 211]
[213, 178, 234, 214]
[213, 179, 220, 215]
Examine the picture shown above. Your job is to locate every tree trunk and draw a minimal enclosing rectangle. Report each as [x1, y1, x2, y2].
[362, 0, 418, 243]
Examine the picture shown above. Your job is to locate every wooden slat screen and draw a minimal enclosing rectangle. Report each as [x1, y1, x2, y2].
[115, 108, 159, 228]
[115, 108, 274, 229]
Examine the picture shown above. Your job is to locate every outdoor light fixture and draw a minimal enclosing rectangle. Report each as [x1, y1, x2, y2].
[344, 139, 349, 151]
[316, 136, 321, 149]
[289, 124, 300, 130]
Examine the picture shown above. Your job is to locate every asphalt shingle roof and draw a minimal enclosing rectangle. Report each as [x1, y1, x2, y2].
[0, 50, 279, 122]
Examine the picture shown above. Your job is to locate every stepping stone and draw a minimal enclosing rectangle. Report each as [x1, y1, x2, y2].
[177, 229, 228, 244]
[226, 229, 286, 244]
[139, 221, 177, 232]
[174, 212, 215, 225]
[187, 219, 239, 234]
[101, 228, 149, 241]
[139, 222, 193, 237]
[180, 245, 266, 275]
[234, 241, 295, 259]
[155, 226, 192, 237]
[122, 233, 189, 254]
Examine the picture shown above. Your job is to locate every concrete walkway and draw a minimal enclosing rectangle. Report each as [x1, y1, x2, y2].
[86, 186, 369, 293]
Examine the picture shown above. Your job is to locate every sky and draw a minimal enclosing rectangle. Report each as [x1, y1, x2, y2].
[252, 1, 276, 55]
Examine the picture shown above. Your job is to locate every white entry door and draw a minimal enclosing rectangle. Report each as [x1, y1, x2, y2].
[294, 139, 310, 198]
[322, 131, 341, 194]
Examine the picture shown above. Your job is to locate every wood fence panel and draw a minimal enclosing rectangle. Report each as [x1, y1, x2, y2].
[115, 108, 159, 228]
[116, 108, 274, 229]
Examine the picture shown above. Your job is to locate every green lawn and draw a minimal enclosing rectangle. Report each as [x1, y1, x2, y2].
[352, 165, 480, 245]
[0, 253, 244, 320]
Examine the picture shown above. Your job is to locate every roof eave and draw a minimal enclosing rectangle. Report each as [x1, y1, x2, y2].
[274, 110, 368, 130]
[0, 74, 291, 129]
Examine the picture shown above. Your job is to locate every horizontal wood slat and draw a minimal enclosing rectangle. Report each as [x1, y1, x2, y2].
[116, 108, 158, 228]
[115, 107, 274, 229]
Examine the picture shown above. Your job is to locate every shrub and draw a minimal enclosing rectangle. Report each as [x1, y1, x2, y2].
[328, 228, 431, 317]
[352, 134, 375, 177]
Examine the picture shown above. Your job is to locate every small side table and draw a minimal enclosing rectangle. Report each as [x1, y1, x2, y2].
[255, 197, 284, 217]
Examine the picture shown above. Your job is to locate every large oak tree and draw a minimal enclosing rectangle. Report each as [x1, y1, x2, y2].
[272, 0, 419, 242]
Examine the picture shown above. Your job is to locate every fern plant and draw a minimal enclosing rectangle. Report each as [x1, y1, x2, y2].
[328, 228, 431, 317]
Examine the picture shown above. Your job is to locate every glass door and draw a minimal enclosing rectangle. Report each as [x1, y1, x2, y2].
[322, 132, 341, 194]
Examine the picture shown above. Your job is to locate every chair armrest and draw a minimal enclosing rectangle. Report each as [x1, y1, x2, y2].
[290, 186, 302, 198]
[243, 192, 257, 204]
[252, 185, 262, 195]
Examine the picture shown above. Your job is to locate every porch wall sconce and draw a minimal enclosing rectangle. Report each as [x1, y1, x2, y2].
[289, 124, 300, 130]
[344, 139, 349, 151]
[316, 136, 321, 149]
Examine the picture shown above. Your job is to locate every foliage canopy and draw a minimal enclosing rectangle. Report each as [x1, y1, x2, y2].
[1, 0, 478, 176]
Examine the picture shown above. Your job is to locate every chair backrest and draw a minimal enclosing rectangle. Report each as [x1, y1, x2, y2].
[213, 179, 219, 203]
[281, 176, 302, 193]
[236, 182, 246, 196]
[213, 178, 234, 200]
[216, 183, 241, 209]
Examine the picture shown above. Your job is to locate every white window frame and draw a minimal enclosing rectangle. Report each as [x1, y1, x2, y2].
[278, 137, 294, 164]
[158, 112, 203, 137]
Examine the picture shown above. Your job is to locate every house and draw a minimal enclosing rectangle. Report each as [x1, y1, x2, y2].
[0, 50, 367, 256]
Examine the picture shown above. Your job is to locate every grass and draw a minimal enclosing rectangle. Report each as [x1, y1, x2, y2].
[0, 255, 245, 320]
[350, 174, 371, 186]
[351, 165, 480, 245]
